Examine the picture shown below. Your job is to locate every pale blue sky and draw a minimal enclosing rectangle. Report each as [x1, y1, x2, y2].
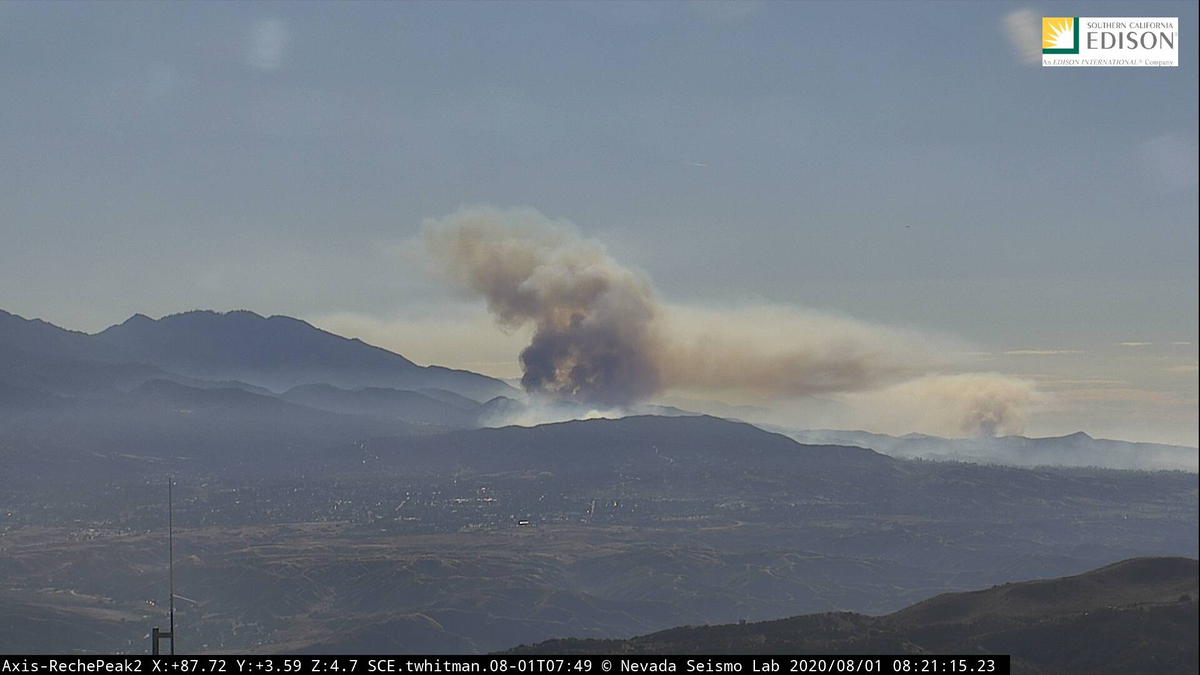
[1, 1, 1196, 444]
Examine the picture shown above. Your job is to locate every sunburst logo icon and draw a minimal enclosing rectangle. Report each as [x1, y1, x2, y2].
[1042, 17, 1079, 54]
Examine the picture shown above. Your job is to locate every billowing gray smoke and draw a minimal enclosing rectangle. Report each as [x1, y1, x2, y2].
[424, 207, 663, 406]
[424, 207, 1038, 435]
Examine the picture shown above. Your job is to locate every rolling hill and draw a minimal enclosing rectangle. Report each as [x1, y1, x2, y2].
[279, 383, 481, 428]
[509, 557, 1199, 675]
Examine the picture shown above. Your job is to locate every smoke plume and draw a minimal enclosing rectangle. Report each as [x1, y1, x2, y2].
[843, 373, 1036, 437]
[424, 207, 1037, 435]
[425, 207, 663, 406]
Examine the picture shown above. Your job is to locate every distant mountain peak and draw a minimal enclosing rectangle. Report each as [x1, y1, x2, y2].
[900, 432, 943, 441]
[92, 308, 516, 402]
[120, 313, 155, 326]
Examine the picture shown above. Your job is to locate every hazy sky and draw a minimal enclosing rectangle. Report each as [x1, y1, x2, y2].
[1, 1, 1196, 445]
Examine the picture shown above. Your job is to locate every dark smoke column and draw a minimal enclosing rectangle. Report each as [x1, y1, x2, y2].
[425, 207, 664, 408]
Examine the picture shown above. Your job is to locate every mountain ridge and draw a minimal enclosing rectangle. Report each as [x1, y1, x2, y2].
[781, 427, 1197, 472]
[506, 557, 1200, 674]
[1, 308, 517, 403]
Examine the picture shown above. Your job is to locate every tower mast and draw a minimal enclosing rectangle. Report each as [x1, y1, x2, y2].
[169, 476, 175, 656]
[152, 477, 177, 656]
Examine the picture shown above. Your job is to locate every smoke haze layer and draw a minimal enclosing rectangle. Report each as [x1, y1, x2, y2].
[424, 207, 1037, 435]
[842, 373, 1038, 437]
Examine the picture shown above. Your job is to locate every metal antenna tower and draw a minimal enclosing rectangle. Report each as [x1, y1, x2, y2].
[151, 477, 176, 656]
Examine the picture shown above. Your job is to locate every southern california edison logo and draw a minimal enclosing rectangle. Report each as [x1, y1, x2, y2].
[1043, 17, 1079, 54]
[1042, 17, 1177, 67]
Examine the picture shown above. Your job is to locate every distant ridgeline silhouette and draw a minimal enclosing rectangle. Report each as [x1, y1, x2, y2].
[508, 557, 1200, 675]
